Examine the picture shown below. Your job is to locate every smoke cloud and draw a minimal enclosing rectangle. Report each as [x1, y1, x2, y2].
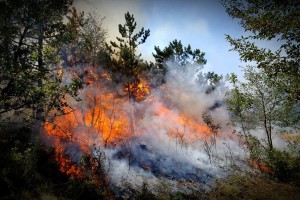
[42, 61, 247, 195]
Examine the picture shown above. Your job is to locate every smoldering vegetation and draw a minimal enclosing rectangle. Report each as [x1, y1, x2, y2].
[41, 61, 249, 197]
[1, 1, 299, 199]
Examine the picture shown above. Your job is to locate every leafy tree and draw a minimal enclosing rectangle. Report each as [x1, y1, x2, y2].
[59, 7, 109, 87]
[223, 0, 300, 179]
[81, 12, 107, 67]
[106, 11, 150, 100]
[61, 8, 107, 70]
[60, 7, 86, 69]
[226, 66, 298, 151]
[153, 39, 207, 75]
[221, 0, 300, 103]
[225, 73, 253, 139]
[226, 68, 300, 181]
[0, 0, 80, 122]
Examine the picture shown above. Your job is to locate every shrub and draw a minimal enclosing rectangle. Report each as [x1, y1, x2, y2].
[267, 148, 300, 181]
[244, 134, 300, 181]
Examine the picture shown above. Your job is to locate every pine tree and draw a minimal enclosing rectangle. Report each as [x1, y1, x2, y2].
[106, 12, 150, 100]
[153, 39, 207, 75]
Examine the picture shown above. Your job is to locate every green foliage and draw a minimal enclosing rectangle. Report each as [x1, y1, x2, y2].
[226, 65, 299, 181]
[106, 12, 150, 90]
[152, 39, 225, 95]
[0, 0, 81, 122]
[288, 140, 300, 157]
[226, 66, 296, 150]
[11, 146, 37, 177]
[153, 39, 207, 75]
[267, 148, 300, 181]
[235, 131, 300, 181]
[221, 0, 300, 102]
[62, 8, 107, 69]
[197, 71, 227, 95]
[0, 127, 109, 200]
[222, 2, 300, 176]
[245, 134, 265, 161]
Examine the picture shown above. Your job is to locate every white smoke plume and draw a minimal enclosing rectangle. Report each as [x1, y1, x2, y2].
[42, 61, 247, 195]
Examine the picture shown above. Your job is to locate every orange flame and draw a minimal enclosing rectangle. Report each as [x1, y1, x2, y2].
[44, 66, 215, 178]
[249, 160, 272, 173]
[124, 79, 150, 101]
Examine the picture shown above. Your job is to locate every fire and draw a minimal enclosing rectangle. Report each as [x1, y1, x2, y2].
[43, 66, 216, 180]
[141, 165, 152, 171]
[55, 153, 85, 179]
[249, 160, 272, 173]
[150, 102, 211, 143]
[124, 78, 150, 101]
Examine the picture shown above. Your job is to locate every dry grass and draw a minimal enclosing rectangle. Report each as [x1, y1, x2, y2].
[280, 132, 300, 143]
[209, 172, 300, 200]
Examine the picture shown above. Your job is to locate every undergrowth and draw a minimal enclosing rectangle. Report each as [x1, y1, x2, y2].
[0, 126, 108, 200]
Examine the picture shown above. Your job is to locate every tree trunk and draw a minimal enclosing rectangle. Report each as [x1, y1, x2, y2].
[127, 83, 135, 135]
[33, 22, 44, 138]
[261, 94, 273, 150]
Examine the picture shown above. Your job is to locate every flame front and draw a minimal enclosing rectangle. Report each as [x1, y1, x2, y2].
[44, 66, 222, 180]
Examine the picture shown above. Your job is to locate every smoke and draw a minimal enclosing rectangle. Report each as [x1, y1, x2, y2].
[102, 61, 245, 191]
[42, 61, 247, 195]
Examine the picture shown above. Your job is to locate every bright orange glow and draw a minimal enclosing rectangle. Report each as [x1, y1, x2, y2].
[249, 160, 272, 173]
[124, 79, 150, 101]
[44, 66, 214, 178]
[56, 153, 85, 179]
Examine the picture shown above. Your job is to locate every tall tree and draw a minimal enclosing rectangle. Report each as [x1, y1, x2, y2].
[105, 12, 150, 135]
[153, 40, 225, 95]
[60, 8, 108, 81]
[81, 12, 107, 68]
[225, 66, 300, 180]
[221, 0, 300, 103]
[106, 11, 150, 100]
[0, 0, 80, 123]
[226, 66, 295, 150]
[153, 39, 207, 75]
[63, 8, 107, 67]
[223, 0, 300, 178]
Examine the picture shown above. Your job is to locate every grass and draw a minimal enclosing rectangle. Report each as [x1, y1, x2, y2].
[209, 172, 300, 200]
[1, 126, 300, 200]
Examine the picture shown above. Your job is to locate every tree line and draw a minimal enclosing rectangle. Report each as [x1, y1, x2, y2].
[222, 0, 299, 180]
[0, 0, 299, 181]
[0, 0, 214, 122]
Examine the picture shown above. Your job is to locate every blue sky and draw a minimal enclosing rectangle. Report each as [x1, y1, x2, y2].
[139, 0, 245, 76]
[74, 0, 279, 78]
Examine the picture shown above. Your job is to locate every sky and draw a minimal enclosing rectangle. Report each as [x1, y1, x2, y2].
[73, 0, 277, 78]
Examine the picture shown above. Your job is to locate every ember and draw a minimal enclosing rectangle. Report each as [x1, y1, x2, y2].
[141, 165, 152, 171]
